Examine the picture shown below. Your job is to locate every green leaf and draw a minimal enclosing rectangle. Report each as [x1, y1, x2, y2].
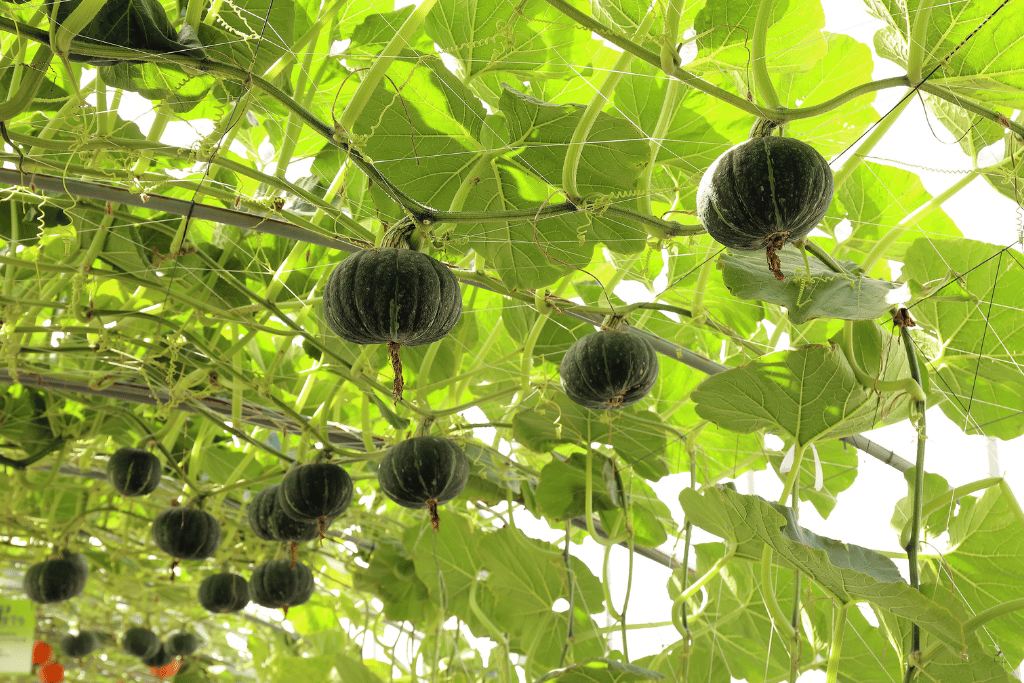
[718, 244, 905, 325]
[536, 657, 666, 682]
[692, 345, 912, 445]
[679, 486, 966, 651]
[352, 539, 437, 623]
[534, 452, 620, 520]
[890, 468, 956, 547]
[902, 238, 1024, 439]
[766, 438, 859, 519]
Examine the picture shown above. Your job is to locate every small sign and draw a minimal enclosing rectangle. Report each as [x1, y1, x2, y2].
[0, 599, 36, 673]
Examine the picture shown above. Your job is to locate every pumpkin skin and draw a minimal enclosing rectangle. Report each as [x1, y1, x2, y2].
[248, 484, 322, 542]
[559, 330, 659, 410]
[277, 463, 353, 524]
[323, 248, 462, 347]
[197, 573, 250, 613]
[249, 559, 315, 610]
[696, 135, 833, 280]
[165, 632, 199, 657]
[378, 436, 469, 530]
[141, 644, 175, 668]
[322, 247, 462, 400]
[60, 631, 97, 658]
[106, 447, 162, 497]
[22, 551, 89, 604]
[122, 627, 160, 659]
[152, 507, 222, 560]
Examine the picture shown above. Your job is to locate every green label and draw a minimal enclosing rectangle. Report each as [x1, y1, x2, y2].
[0, 600, 36, 674]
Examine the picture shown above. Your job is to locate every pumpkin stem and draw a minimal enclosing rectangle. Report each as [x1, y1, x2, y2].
[316, 516, 327, 541]
[427, 498, 440, 532]
[169, 559, 179, 583]
[290, 542, 299, 568]
[388, 341, 405, 402]
[764, 231, 789, 281]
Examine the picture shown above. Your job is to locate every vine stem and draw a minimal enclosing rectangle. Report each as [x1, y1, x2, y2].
[585, 450, 628, 546]
[841, 320, 926, 401]
[751, 0, 781, 109]
[906, 0, 937, 84]
[824, 604, 849, 683]
[562, 10, 658, 199]
[338, 0, 439, 133]
[760, 545, 796, 641]
[901, 324, 927, 676]
[832, 91, 914, 188]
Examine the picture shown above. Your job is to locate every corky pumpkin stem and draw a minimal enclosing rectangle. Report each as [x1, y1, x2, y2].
[381, 216, 418, 402]
[765, 231, 789, 281]
[427, 498, 441, 532]
[387, 341, 405, 401]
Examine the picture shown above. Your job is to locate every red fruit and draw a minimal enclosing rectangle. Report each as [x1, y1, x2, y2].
[32, 641, 53, 665]
[150, 660, 181, 678]
[39, 662, 64, 683]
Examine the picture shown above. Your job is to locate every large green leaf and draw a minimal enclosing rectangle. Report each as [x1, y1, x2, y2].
[692, 345, 913, 445]
[903, 238, 1024, 439]
[679, 486, 966, 651]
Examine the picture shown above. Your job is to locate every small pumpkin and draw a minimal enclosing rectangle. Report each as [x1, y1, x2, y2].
[378, 436, 469, 531]
[197, 573, 250, 613]
[152, 506, 222, 560]
[559, 330, 659, 410]
[106, 447, 162, 497]
[141, 644, 175, 668]
[22, 551, 89, 604]
[322, 219, 462, 400]
[60, 631, 97, 658]
[122, 627, 160, 659]
[249, 559, 315, 611]
[277, 463, 352, 536]
[248, 484, 321, 543]
[696, 129, 833, 281]
[165, 632, 199, 657]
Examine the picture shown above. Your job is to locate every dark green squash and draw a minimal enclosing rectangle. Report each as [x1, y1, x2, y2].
[165, 632, 199, 657]
[106, 447, 162, 496]
[247, 484, 321, 542]
[152, 506, 222, 560]
[277, 463, 352, 536]
[322, 225, 462, 400]
[378, 436, 469, 531]
[249, 559, 315, 611]
[122, 627, 160, 659]
[60, 631, 97, 658]
[559, 330, 659, 410]
[696, 132, 833, 281]
[22, 550, 89, 604]
[197, 573, 249, 613]
[141, 644, 175, 667]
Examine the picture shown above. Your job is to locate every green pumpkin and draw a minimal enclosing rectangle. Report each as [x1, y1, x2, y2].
[378, 436, 469, 531]
[22, 550, 89, 604]
[165, 632, 200, 657]
[152, 507, 222, 560]
[247, 484, 321, 543]
[141, 644, 175, 667]
[277, 463, 353, 533]
[60, 631, 97, 658]
[322, 247, 462, 400]
[249, 559, 315, 610]
[197, 573, 249, 613]
[106, 447, 162, 496]
[559, 330, 659, 410]
[122, 627, 160, 659]
[696, 134, 833, 280]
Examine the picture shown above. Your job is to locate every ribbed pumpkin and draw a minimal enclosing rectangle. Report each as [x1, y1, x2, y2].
[322, 221, 462, 401]
[106, 447, 162, 496]
[152, 506, 222, 560]
[378, 436, 469, 531]
[197, 573, 250, 613]
[60, 631, 97, 658]
[249, 559, 315, 611]
[122, 627, 160, 659]
[559, 330, 659, 410]
[277, 462, 352, 536]
[696, 131, 833, 281]
[247, 484, 321, 543]
[141, 644, 175, 668]
[165, 632, 199, 657]
[22, 551, 89, 604]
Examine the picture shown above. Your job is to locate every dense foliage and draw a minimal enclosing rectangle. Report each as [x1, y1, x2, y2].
[2, 0, 1023, 681]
